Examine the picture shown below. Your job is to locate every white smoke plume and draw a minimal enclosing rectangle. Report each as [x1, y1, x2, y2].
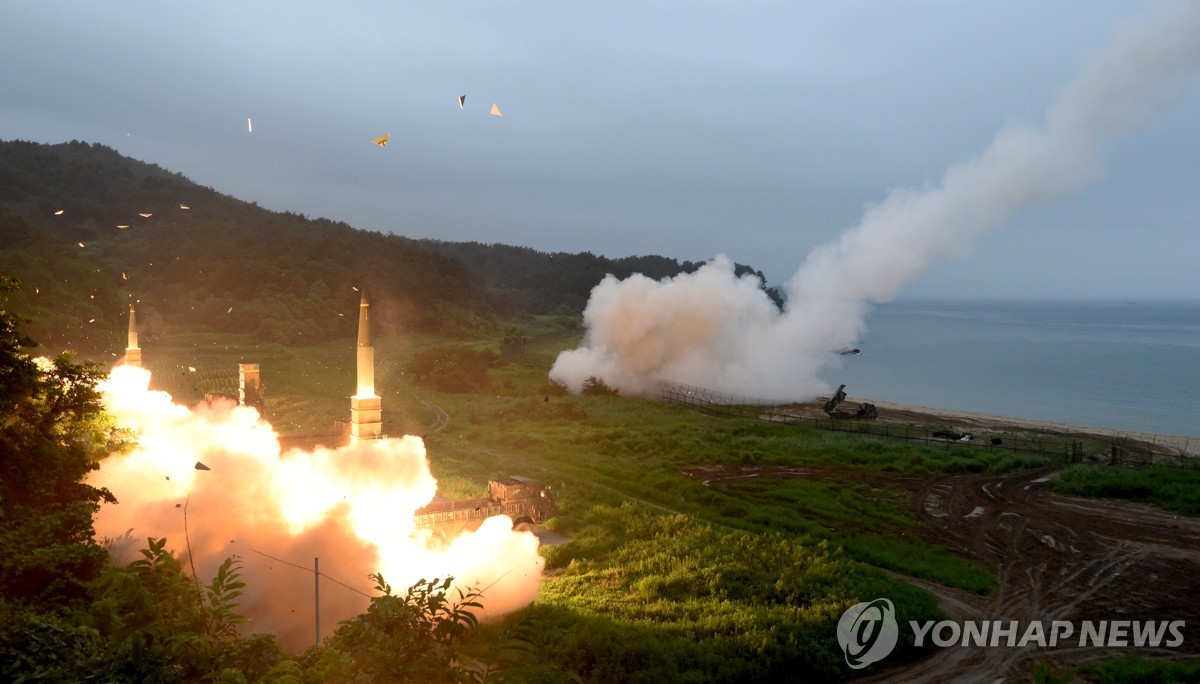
[551, 3, 1200, 401]
[92, 365, 542, 651]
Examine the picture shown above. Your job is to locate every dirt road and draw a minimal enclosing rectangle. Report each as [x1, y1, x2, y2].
[855, 467, 1200, 681]
[688, 464, 1200, 681]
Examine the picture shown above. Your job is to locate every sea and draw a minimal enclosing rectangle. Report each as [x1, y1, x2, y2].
[821, 299, 1200, 439]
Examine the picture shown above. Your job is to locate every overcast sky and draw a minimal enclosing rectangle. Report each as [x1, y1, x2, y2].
[2, 1, 1197, 299]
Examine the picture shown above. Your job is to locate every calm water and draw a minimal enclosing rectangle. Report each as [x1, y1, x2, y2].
[822, 300, 1200, 438]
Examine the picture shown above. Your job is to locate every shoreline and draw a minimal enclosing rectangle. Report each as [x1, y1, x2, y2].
[790, 394, 1200, 458]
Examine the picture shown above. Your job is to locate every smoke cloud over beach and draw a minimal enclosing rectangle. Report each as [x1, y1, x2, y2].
[551, 2, 1200, 401]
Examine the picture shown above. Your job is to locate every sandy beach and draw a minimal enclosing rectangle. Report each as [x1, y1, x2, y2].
[784, 394, 1200, 458]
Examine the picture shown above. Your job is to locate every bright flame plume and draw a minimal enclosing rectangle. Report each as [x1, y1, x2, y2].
[91, 365, 543, 649]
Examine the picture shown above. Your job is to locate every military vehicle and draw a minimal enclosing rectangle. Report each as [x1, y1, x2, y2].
[413, 476, 557, 537]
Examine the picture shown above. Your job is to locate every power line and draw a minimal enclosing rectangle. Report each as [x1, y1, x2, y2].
[245, 547, 373, 599]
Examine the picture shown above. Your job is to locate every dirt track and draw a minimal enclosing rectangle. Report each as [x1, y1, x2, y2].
[689, 465, 1200, 681]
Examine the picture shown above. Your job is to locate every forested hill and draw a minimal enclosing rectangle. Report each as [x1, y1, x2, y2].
[0, 139, 776, 356]
[418, 241, 783, 316]
[0, 140, 492, 355]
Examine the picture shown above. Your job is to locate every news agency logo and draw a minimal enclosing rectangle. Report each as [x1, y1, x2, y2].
[837, 598, 899, 669]
[835, 596, 1188, 671]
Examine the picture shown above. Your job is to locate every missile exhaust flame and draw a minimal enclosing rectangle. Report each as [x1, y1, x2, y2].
[91, 365, 543, 650]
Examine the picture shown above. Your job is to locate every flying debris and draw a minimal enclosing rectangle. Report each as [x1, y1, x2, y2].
[352, 286, 359, 292]
[372, 133, 390, 147]
[121, 272, 127, 281]
[837, 347, 862, 356]
[78, 242, 85, 248]
[54, 210, 64, 216]
[180, 203, 190, 210]
[195, 461, 211, 471]
[458, 95, 466, 109]
[227, 306, 233, 314]
[139, 213, 153, 218]
[490, 103, 503, 117]
[248, 117, 253, 133]
[188, 366, 196, 372]
[116, 225, 129, 230]
[88, 318, 95, 323]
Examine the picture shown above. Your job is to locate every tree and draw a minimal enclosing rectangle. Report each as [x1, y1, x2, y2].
[309, 574, 485, 683]
[0, 276, 122, 608]
[580, 376, 619, 396]
[86, 538, 285, 682]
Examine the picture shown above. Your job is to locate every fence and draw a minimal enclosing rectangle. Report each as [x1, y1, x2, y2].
[659, 380, 1199, 468]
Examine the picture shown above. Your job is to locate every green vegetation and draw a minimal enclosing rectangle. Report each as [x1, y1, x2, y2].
[11, 168, 1196, 680]
[1078, 654, 1200, 683]
[419, 240, 783, 316]
[0, 139, 779, 358]
[0, 276, 121, 609]
[408, 344, 501, 394]
[529, 505, 939, 682]
[24, 142, 1197, 680]
[1049, 464, 1200, 515]
[0, 279, 504, 682]
[1034, 654, 1200, 683]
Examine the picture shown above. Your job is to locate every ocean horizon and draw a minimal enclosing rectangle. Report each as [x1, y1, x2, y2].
[820, 298, 1200, 439]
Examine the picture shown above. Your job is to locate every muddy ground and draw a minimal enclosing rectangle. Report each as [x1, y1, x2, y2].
[684, 464, 1200, 681]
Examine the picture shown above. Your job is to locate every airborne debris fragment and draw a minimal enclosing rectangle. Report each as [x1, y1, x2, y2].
[372, 133, 390, 147]
[490, 103, 503, 117]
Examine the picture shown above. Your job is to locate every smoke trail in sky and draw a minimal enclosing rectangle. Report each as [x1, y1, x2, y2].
[551, 2, 1200, 401]
[91, 365, 543, 651]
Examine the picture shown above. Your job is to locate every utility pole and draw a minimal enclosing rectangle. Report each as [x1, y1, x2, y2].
[314, 557, 320, 647]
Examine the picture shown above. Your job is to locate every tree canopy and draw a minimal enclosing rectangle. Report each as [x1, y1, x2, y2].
[0, 276, 119, 608]
[0, 139, 778, 356]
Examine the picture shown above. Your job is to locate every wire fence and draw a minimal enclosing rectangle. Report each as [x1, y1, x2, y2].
[659, 380, 1200, 468]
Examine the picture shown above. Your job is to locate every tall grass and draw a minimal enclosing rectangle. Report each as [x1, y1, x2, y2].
[1049, 465, 1200, 515]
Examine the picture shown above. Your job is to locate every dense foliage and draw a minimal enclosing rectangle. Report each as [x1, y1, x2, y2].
[408, 344, 501, 393]
[420, 239, 785, 316]
[0, 276, 120, 608]
[0, 139, 779, 359]
[1049, 464, 1200, 515]
[0, 280, 496, 682]
[0, 140, 492, 353]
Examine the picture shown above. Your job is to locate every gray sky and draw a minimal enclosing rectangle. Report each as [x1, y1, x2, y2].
[2, 1, 1197, 299]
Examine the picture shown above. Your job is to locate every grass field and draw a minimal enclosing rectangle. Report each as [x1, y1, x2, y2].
[119, 318, 1081, 681]
[1049, 464, 1200, 516]
[1035, 654, 1200, 684]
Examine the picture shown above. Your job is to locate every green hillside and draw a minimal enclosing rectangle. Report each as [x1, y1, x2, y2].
[419, 240, 784, 316]
[0, 140, 779, 358]
[0, 140, 491, 356]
